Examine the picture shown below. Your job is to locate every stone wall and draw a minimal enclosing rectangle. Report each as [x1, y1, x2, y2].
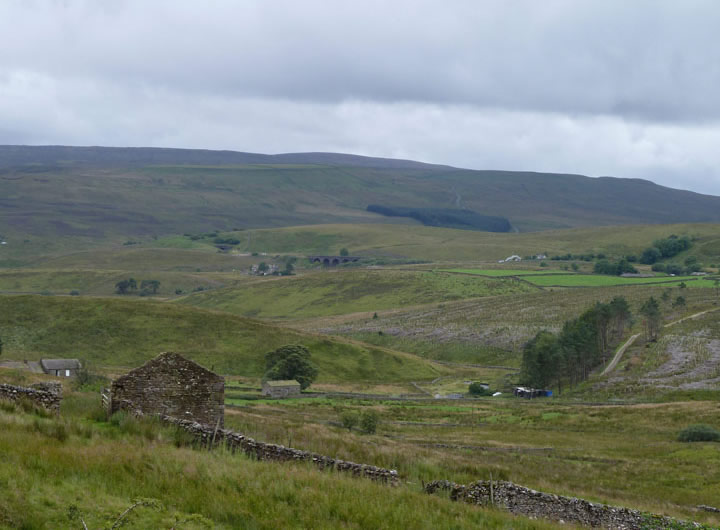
[163, 415, 398, 485]
[110, 352, 224, 428]
[0, 382, 62, 413]
[425, 480, 703, 529]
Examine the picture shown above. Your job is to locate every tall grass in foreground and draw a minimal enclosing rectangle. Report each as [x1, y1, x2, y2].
[0, 401, 558, 529]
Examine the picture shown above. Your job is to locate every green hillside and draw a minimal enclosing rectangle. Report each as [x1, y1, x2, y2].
[3, 146, 720, 252]
[0, 295, 439, 382]
[178, 269, 535, 319]
[176, 222, 720, 263]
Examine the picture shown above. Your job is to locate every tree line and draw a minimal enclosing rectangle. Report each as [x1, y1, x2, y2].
[640, 235, 692, 264]
[520, 297, 633, 392]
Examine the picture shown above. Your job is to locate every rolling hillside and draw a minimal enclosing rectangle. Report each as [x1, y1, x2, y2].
[3, 146, 720, 249]
[0, 295, 440, 382]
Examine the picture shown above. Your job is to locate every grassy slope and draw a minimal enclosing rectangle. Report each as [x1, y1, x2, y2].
[221, 396, 720, 526]
[178, 270, 536, 319]
[0, 268, 244, 296]
[4, 222, 720, 272]
[0, 295, 439, 382]
[205, 222, 720, 263]
[0, 400, 553, 530]
[298, 285, 720, 363]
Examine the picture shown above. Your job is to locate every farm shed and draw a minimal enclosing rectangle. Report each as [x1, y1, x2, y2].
[262, 380, 301, 398]
[109, 352, 224, 427]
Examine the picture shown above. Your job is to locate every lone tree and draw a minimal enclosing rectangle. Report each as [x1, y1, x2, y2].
[264, 344, 318, 390]
[339, 247, 349, 257]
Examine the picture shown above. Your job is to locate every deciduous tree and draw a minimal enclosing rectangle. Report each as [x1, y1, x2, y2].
[264, 344, 318, 390]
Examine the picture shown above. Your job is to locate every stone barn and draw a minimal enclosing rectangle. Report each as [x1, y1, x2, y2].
[262, 380, 301, 398]
[109, 352, 224, 427]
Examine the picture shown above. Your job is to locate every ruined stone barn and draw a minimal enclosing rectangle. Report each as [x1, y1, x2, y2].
[109, 352, 224, 427]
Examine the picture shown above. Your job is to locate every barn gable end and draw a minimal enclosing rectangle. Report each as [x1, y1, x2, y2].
[110, 352, 224, 427]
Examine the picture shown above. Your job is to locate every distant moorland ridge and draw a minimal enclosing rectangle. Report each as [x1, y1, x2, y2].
[2, 145, 720, 239]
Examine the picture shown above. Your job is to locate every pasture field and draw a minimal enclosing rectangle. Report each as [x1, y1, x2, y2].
[0, 295, 440, 382]
[178, 269, 536, 319]
[442, 268, 568, 277]
[444, 268, 718, 288]
[188, 222, 720, 263]
[221, 394, 720, 526]
[523, 274, 700, 288]
[5, 222, 720, 269]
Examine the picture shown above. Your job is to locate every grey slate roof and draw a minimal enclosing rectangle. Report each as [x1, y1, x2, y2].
[40, 359, 81, 371]
[264, 380, 300, 387]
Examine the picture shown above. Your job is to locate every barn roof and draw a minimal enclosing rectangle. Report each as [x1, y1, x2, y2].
[114, 352, 222, 382]
[264, 380, 300, 387]
[40, 359, 81, 371]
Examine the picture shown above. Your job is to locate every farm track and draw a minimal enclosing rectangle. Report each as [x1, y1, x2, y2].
[601, 334, 641, 376]
[601, 307, 720, 376]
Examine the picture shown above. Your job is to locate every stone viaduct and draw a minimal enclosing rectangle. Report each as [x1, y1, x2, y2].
[307, 255, 361, 266]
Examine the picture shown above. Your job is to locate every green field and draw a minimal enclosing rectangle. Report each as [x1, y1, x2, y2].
[0, 295, 440, 382]
[523, 274, 701, 287]
[178, 270, 535, 319]
[444, 268, 572, 277]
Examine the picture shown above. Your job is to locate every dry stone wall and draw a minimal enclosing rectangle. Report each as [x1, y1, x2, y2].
[0, 382, 62, 413]
[163, 415, 398, 485]
[425, 480, 706, 529]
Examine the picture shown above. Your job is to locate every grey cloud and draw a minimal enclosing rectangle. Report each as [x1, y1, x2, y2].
[2, 1, 720, 122]
[1, 1, 720, 195]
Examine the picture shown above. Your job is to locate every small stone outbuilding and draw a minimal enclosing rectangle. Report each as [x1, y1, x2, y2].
[262, 380, 301, 398]
[40, 359, 81, 377]
[109, 352, 224, 427]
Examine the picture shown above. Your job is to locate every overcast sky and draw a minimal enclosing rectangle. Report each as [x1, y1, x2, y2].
[2, 1, 720, 194]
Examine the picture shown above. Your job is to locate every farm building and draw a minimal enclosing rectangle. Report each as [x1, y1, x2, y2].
[262, 380, 301, 398]
[108, 352, 224, 427]
[40, 359, 81, 377]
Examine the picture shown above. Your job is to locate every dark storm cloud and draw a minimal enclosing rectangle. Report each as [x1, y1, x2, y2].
[1, 0, 720, 194]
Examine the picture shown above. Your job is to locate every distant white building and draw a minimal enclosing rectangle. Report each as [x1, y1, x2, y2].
[503, 255, 522, 262]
